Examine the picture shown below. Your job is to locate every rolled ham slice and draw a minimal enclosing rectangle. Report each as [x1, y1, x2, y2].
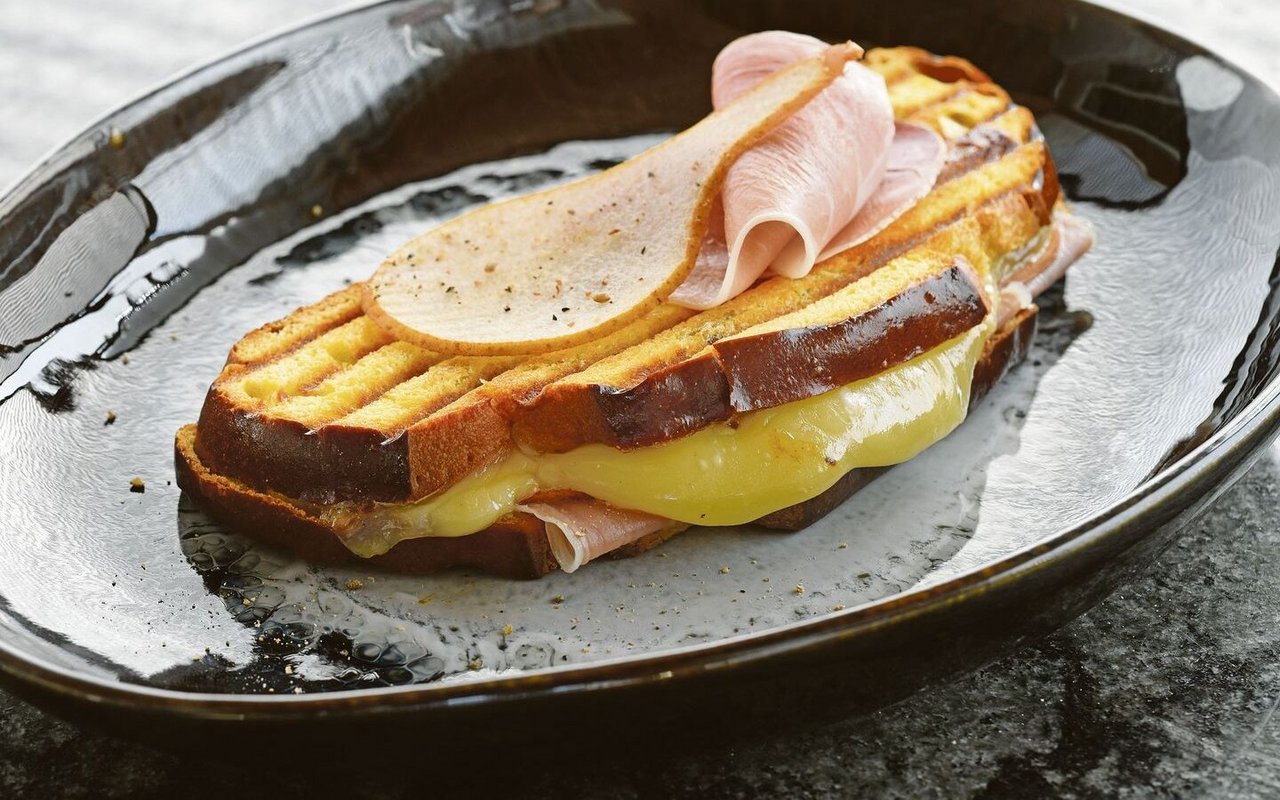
[815, 122, 947, 263]
[520, 498, 679, 573]
[670, 32, 946, 310]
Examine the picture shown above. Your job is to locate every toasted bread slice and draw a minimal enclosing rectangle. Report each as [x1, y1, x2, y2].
[176, 423, 557, 579]
[511, 188, 1046, 452]
[190, 48, 1055, 507]
[175, 306, 1038, 578]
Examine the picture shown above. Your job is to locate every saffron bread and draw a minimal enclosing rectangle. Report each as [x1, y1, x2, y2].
[192, 48, 1057, 504]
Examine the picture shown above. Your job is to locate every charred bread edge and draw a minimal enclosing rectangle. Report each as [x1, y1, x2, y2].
[725, 260, 988, 411]
[195, 394, 412, 504]
[511, 258, 988, 451]
[174, 304, 1039, 578]
[175, 426, 558, 580]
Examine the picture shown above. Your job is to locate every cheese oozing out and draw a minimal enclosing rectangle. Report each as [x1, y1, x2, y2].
[327, 315, 992, 559]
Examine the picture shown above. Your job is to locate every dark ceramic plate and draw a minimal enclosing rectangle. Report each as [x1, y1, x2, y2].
[2, 0, 1279, 755]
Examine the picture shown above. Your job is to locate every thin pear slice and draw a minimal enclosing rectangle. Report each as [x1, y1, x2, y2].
[364, 42, 862, 356]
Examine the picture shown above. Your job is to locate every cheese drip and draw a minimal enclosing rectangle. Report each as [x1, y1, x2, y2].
[331, 319, 991, 558]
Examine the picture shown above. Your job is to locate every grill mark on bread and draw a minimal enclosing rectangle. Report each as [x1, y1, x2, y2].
[267, 342, 441, 428]
[865, 47, 992, 87]
[230, 316, 396, 409]
[334, 356, 523, 434]
[908, 84, 1011, 136]
[886, 73, 967, 117]
[199, 307, 698, 503]
[227, 284, 365, 366]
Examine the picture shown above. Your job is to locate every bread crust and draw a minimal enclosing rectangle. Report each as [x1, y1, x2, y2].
[195, 388, 413, 503]
[719, 260, 988, 412]
[510, 351, 734, 454]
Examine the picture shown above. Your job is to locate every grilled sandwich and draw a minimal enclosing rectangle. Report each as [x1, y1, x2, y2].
[175, 41, 1092, 578]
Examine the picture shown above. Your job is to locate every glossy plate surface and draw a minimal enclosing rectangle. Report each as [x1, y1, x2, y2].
[1, 0, 1278, 748]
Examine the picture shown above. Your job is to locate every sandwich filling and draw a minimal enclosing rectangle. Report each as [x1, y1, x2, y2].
[321, 210, 1088, 570]
[326, 317, 989, 561]
[178, 35, 1096, 577]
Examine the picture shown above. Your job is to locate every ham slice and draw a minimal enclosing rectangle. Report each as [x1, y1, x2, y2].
[520, 498, 679, 573]
[670, 31, 946, 310]
[998, 213, 1096, 325]
[1017, 213, 1095, 299]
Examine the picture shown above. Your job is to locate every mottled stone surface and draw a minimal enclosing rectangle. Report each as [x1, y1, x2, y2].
[1, 1, 1278, 797]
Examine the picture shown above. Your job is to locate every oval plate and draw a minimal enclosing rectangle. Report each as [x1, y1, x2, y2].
[1, 0, 1279, 754]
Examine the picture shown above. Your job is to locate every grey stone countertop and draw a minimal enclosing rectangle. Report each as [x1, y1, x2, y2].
[1, 1, 1279, 797]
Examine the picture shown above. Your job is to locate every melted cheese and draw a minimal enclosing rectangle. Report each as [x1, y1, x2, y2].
[333, 319, 991, 558]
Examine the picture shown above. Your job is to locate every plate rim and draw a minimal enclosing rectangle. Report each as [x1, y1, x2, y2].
[2, 0, 1279, 718]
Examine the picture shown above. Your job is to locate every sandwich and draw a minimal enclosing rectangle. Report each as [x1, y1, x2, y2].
[175, 33, 1093, 578]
